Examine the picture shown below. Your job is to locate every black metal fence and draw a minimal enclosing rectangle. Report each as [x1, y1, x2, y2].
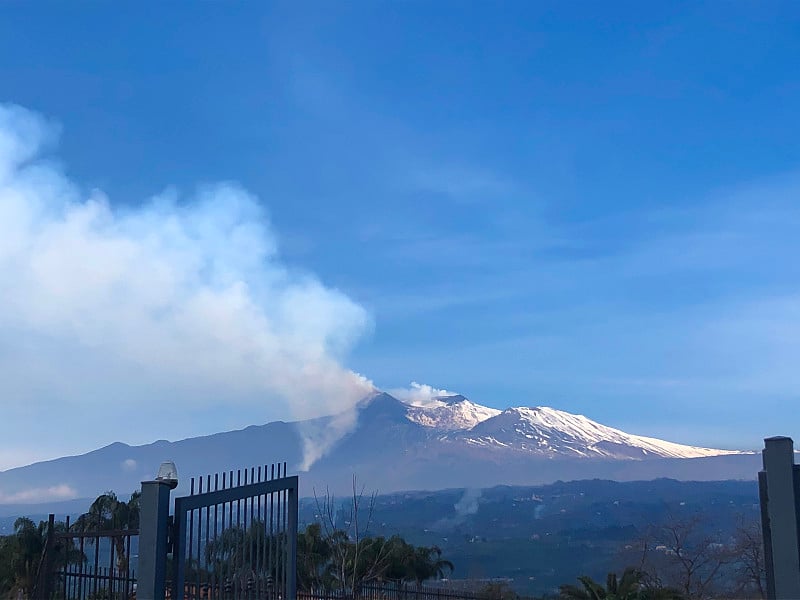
[298, 583, 484, 600]
[33, 460, 299, 600]
[173, 462, 299, 600]
[36, 514, 138, 600]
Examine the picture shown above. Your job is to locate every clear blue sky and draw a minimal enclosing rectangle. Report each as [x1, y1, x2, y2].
[1, 1, 799, 465]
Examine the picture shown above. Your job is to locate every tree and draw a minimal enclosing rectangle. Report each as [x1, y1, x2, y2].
[559, 568, 683, 600]
[309, 476, 455, 596]
[6, 518, 46, 596]
[559, 568, 644, 600]
[407, 545, 454, 584]
[72, 490, 140, 574]
[0, 517, 75, 598]
[314, 476, 394, 595]
[297, 522, 334, 591]
[72, 491, 140, 532]
[479, 581, 520, 600]
[624, 514, 732, 600]
[729, 516, 766, 599]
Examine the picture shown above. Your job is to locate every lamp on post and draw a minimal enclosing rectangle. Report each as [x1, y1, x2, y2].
[156, 460, 179, 489]
[139, 460, 179, 600]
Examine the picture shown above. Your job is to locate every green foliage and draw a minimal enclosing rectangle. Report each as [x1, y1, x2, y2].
[559, 568, 684, 600]
[479, 581, 520, 600]
[72, 490, 140, 575]
[72, 491, 140, 532]
[0, 516, 73, 597]
[296, 522, 455, 593]
[0, 518, 46, 596]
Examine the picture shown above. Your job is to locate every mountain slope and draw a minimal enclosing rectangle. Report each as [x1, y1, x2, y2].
[454, 406, 740, 459]
[405, 394, 501, 430]
[0, 392, 754, 506]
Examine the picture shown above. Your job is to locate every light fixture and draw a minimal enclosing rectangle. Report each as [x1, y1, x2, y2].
[155, 460, 179, 489]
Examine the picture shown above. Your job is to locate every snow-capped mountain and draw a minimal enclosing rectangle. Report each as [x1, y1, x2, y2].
[0, 391, 755, 505]
[399, 394, 738, 460]
[405, 394, 501, 430]
[454, 405, 741, 459]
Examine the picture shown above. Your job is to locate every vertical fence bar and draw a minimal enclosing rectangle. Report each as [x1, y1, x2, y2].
[257, 466, 264, 599]
[108, 534, 115, 599]
[282, 463, 288, 599]
[174, 494, 189, 600]
[125, 533, 132, 600]
[78, 534, 85, 600]
[92, 534, 99, 598]
[229, 471, 234, 596]
[270, 463, 276, 599]
[205, 474, 211, 600]
[221, 471, 227, 600]
[197, 476, 203, 600]
[213, 473, 219, 600]
[171, 463, 297, 600]
[287, 476, 298, 600]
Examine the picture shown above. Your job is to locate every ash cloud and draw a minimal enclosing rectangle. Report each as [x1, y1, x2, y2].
[0, 104, 374, 469]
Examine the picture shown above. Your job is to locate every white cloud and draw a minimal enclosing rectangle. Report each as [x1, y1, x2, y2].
[0, 484, 77, 504]
[0, 103, 375, 468]
[121, 459, 138, 472]
[390, 381, 458, 407]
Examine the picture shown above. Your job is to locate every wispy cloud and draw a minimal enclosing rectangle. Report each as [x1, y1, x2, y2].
[408, 165, 516, 203]
[360, 171, 800, 447]
[0, 484, 77, 504]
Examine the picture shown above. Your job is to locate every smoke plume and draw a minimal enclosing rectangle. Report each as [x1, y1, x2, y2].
[390, 382, 458, 407]
[431, 488, 482, 530]
[0, 103, 374, 470]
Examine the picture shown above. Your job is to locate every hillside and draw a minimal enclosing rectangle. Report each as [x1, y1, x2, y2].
[301, 478, 761, 596]
[0, 392, 759, 504]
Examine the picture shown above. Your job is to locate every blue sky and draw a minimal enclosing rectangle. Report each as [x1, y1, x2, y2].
[1, 1, 800, 466]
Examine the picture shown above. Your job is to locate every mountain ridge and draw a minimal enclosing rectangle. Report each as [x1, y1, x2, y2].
[397, 394, 742, 459]
[0, 391, 757, 504]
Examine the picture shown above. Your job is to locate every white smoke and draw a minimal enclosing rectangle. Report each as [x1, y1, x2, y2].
[453, 488, 481, 517]
[390, 382, 458, 407]
[432, 488, 482, 530]
[0, 103, 375, 469]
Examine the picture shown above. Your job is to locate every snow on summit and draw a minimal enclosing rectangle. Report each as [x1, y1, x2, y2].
[405, 394, 501, 431]
[394, 391, 740, 459]
[460, 406, 741, 459]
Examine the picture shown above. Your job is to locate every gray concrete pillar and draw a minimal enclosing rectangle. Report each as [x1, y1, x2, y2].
[760, 436, 800, 600]
[138, 479, 172, 600]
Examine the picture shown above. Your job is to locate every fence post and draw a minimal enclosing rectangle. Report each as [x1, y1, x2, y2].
[759, 436, 800, 600]
[32, 514, 56, 599]
[138, 479, 173, 600]
[287, 478, 299, 600]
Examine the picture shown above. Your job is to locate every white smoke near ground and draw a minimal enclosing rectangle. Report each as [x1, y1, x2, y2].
[432, 488, 482, 530]
[0, 103, 375, 470]
[454, 488, 481, 516]
[389, 382, 458, 407]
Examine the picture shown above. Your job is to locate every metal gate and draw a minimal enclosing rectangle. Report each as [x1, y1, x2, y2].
[35, 514, 138, 600]
[35, 461, 298, 600]
[173, 462, 298, 600]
